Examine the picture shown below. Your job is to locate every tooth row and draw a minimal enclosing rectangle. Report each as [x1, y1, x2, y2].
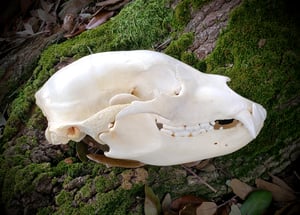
[158, 121, 217, 137]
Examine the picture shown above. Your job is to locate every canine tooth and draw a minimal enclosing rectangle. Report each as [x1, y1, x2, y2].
[236, 109, 256, 138]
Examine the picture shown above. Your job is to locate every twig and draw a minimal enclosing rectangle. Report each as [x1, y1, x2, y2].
[182, 165, 217, 193]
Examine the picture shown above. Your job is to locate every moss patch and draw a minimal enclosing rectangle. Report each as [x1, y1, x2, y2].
[205, 0, 300, 177]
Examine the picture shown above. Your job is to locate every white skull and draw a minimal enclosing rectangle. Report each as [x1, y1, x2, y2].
[35, 50, 266, 166]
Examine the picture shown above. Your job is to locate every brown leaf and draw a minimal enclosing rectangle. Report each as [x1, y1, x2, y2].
[96, 0, 124, 7]
[85, 10, 114, 30]
[62, 14, 76, 32]
[256, 178, 297, 202]
[170, 195, 206, 212]
[180, 204, 198, 215]
[86, 153, 144, 168]
[144, 185, 161, 215]
[59, 0, 93, 20]
[228, 204, 241, 215]
[63, 24, 86, 38]
[268, 173, 294, 193]
[196, 202, 217, 215]
[216, 204, 231, 215]
[229, 178, 253, 200]
[105, 0, 131, 11]
[162, 193, 178, 215]
[275, 201, 300, 215]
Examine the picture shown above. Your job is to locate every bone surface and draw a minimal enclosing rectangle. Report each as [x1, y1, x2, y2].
[35, 50, 267, 166]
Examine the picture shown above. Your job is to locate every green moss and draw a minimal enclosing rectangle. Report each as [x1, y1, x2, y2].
[174, 0, 191, 27]
[37, 207, 54, 215]
[94, 172, 119, 193]
[172, 0, 211, 29]
[14, 163, 51, 194]
[164, 32, 194, 59]
[55, 189, 73, 206]
[205, 0, 300, 177]
[74, 179, 93, 203]
[1, 166, 21, 203]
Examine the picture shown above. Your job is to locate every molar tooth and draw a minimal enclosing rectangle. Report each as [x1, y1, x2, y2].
[163, 124, 184, 132]
[174, 130, 191, 137]
[161, 128, 174, 136]
[188, 124, 201, 131]
[199, 122, 210, 129]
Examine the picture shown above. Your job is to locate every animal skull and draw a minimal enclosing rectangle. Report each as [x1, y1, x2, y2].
[35, 50, 266, 166]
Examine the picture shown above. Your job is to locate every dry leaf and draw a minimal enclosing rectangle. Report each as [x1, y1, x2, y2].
[96, 0, 124, 7]
[256, 178, 297, 202]
[275, 201, 300, 215]
[268, 173, 294, 193]
[40, 0, 54, 12]
[62, 14, 76, 32]
[229, 204, 241, 215]
[37, 8, 56, 23]
[105, 0, 131, 11]
[59, 0, 93, 20]
[162, 193, 178, 215]
[229, 178, 253, 200]
[87, 153, 144, 168]
[16, 23, 35, 36]
[85, 10, 114, 30]
[144, 185, 161, 215]
[196, 202, 217, 215]
[170, 195, 205, 212]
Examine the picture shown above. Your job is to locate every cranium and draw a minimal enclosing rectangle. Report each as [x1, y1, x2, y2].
[35, 50, 266, 166]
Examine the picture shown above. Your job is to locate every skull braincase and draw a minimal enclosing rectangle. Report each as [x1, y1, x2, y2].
[35, 50, 267, 166]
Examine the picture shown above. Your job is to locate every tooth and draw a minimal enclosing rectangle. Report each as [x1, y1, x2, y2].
[252, 103, 267, 126]
[161, 128, 174, 136]
[236, 109, 256, 138]
[199, 122, 211, 130]
[174, 130, 191, 137]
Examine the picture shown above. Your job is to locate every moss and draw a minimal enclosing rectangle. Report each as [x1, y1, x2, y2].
[164, 32, 194, 59]
[204, 0, 300, 177]
[37, 207, 54, 215]
[55, 189, 73, 206]
[172, 0, 211, 29]
[1, 166, 21, 204]
[94, 172, 119, 193]
[14, 163, 51, 194]
[74, 179, 94, 203]
[174, 0, 191, 27]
